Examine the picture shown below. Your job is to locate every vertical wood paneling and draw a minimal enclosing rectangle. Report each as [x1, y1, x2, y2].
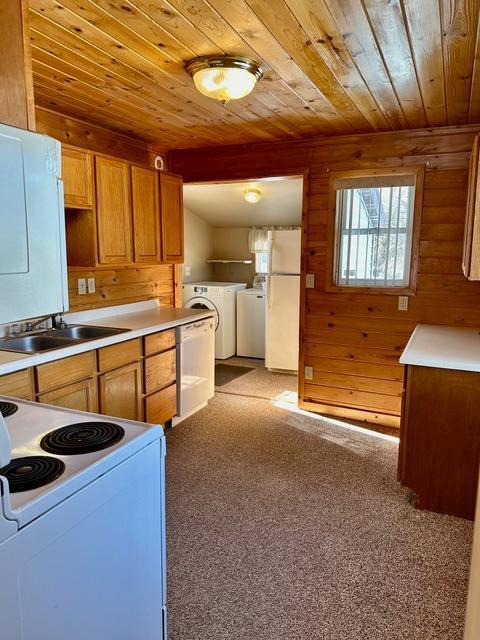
[171, 124, 480, 427]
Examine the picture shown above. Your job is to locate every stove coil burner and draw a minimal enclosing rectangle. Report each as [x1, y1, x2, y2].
[0, 456, 65, 493]
[40, 422, 125, 455]
[0, 401, 18, 418]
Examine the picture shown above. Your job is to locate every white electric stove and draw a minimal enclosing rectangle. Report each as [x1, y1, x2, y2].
[0, 397, 167, 640]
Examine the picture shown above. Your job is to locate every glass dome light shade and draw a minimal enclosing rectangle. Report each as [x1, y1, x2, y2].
[244, 188, 262, 203]
[186, 56, 264, 103]
[193, 67, 257, 101]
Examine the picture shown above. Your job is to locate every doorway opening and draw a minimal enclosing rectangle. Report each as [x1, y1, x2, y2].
[181, 174, 306, 402]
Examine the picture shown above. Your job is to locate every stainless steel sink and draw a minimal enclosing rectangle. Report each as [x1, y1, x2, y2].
[0, 335, 78, 354]
[53, 325, 130, 340]
[0, 325, 130, 354]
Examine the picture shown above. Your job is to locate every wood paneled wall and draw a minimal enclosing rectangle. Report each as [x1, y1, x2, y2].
[0, 1, 35, 130]
[37, 109, 175, 313]
[171, 125, 480, 428]
[68, 266, 174, 312]
[35, 107, 158, 165]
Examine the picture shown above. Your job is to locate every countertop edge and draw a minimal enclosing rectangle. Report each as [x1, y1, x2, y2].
[399, 323, 480, 373]
[0, 309, 215, 376]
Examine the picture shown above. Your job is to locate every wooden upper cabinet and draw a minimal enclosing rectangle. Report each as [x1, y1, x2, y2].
[131, 165, 162, 264]
[160, 172, 184, 263]
[62, 147, 94, 208]
[463, 135, 480, 280]
[95, 156, 133, 265]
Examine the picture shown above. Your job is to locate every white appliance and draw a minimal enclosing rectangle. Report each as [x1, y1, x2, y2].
[0, 397, 167, 640]
[237, 289, 266, 358]
[174, 318, 215, 425]
[0, 123, 68, 324]
[265, 230, 301, 372]
[183, 282, 247, 359]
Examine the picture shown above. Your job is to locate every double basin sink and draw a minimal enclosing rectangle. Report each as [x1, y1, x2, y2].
[0, 325, 130, 355]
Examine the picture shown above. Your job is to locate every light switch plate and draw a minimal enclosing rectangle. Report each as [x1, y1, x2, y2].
[87, 277, 96, 294]
[304, 366, 314, 381]
[306, 273, 315, 289]
[184, 265, 191, 277]
[77, 278, 87, 295]
[398, 295, 409, 311]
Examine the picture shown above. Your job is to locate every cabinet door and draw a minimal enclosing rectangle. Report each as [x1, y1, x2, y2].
[0, 368, 34, 400]
[131, 165, 162, 264]
[38, 378, 98, 413]
[99, 361, 143, 421]
[95, 156, 133, 265]
[62, 147, 94, 208]
[160, 173, 184, 263]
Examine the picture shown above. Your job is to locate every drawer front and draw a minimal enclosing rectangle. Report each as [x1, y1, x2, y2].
[144, 329, 176, 356]
[0, 368, 34, 400]
[144, 348, 176, 394]
[36, 351, 96, 393]
[38, 378, 98, 413]
[98, 338, 142, 372]
[145, 383, 176, 424]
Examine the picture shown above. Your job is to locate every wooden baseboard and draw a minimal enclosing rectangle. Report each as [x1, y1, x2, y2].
[299, 398, 401, 430]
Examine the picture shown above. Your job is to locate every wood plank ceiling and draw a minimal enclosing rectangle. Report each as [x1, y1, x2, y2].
[28, 0, 480, 151]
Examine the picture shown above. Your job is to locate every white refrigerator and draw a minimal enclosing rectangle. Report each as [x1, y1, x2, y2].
[265, 229, 301, 372]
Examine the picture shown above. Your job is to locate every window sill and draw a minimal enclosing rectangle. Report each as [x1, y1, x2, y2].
[325, 283, 417, 296]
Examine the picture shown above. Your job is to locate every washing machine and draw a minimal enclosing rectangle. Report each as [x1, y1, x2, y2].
[183, 282, 247, 359]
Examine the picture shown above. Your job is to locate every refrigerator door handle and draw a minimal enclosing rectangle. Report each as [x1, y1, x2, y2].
[267, 275, 272, 311]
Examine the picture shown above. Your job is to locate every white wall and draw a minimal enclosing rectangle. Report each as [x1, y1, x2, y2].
[183, 207, 214, 284]
[210, 227, 255, 286]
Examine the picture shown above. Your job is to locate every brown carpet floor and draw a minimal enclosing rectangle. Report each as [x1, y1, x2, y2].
[166, 391, 473, 640]
[214, 356, 298, 400]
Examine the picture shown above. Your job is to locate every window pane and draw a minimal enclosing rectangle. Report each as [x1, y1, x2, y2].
[255, 252, 269, 273]
[335, 184, 415, 288]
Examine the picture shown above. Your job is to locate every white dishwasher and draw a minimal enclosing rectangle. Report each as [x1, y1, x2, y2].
[174, 318, 215, 425]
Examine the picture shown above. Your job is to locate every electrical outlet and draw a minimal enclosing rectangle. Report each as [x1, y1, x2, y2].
[398, 295, 409, 311]
[77, 278, 87, 295]
[87, 277, 96, 294]
[306, 273, 315, 289]
[184, 265, 191, 277]
[304, 365, 314, 381]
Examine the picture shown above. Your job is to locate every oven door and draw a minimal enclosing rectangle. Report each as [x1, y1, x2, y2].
[0, 441, 166, 640]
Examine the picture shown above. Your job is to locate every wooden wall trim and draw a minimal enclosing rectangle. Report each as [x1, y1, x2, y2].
[35, 107, 164, 166]
[0, 1, 35, 130]
[171, 124, 480, 428]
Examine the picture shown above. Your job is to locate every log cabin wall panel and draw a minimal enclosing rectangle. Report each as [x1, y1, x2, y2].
[171, 125, 480, 427]
[67, 266, 174, 312]
[26, 0, 480, 150]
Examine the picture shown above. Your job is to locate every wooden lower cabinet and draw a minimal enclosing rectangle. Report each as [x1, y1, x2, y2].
[99, 361, 143, 421]
[0, 368, 34, 400]
[0, 333, 178, 425]
[38, 378, 98, 413]
[145, 383, 176, 424]
[398, 364, 480, 520]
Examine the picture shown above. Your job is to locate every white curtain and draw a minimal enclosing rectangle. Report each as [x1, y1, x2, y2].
[248, 229, 273, 253]
[249, 229, 272, 274]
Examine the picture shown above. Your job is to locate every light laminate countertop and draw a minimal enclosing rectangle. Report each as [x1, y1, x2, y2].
[400, 323, 480, 373]
[0, 300, 215, 376]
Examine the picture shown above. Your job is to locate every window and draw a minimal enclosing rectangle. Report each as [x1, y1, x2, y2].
[329, 170, 422, 292]
[255, 251, 269, 273]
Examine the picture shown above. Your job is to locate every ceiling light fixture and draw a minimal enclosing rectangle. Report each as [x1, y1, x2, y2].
[186, 56, 264, 104]
[244, 188, 262, 204]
